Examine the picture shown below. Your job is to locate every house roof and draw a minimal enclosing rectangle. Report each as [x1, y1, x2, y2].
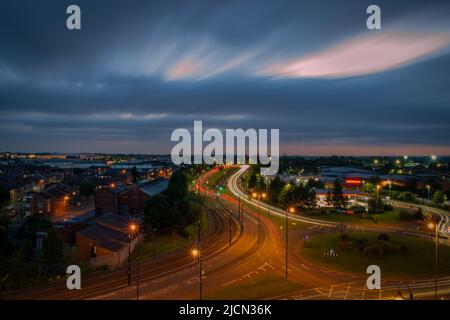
[139, 178, 169, 196]
[78, 224, 129, 252]
[95, 213, 131, 233]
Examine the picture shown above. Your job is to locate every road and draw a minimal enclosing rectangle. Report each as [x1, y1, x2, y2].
[4, 166, 450, 300]
[2, 198, 241, 299]
[226, 165, 450, 299]
[392, 200, 450, 239]
[52, 199, 96, 223]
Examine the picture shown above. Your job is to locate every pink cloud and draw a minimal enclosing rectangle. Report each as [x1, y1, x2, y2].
[260, 32, 450, 79]
[166, 57, 205, 80]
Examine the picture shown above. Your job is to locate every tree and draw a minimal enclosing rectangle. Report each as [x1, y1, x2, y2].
[326, 190, 332, 206]
[363, 182, 374, 193]
[143, 194, 170, 230]
[166, 170, 188, 200]
[433, 190, 446, 205]
[79, 180, 95, 198]
[332, 180, 347, 208]
[248, 173, 257, 190]
[0, 227, 12, 258]
[278, 183, 296, 207]
[0, 212, 9, 228]
[40, 229, 64, 263]
[18, 239, 34, 262]
[269, 177, 284, 204]
[304, 188, 317, 208]
[0, 187, 10, 208]
[255, 174, 268, 192]
[131, 166, 140, 183]
[412, 208, 424, 220]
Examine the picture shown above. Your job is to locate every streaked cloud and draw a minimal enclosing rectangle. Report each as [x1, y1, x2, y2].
[259, 32, 450, 79]
[1, 0, 450, 154]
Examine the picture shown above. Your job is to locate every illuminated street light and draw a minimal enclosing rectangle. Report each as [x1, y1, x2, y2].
[127, 222, 139, 288]
[191, 244, 202, 300]
[191, 248, 199, 259]
[427, 222, 439, 300]
[285, 206, 295, 278]
[426, 184, 431, 200]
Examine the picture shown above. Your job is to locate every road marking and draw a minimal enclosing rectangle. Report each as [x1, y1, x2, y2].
[223, 279, 238, 287]
[300, 264, 310, 271]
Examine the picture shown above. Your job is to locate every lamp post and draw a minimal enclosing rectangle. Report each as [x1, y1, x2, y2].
[285, 206, 295, 279]
[191, 246, 202, 300]
[428, 222, 439, 300]
[136, 227, 141, 300]
[261, 192, 269, 217]
[127, 222, 138, 287]
[426, 185, 431, 200]
[252, 192, 261, 247]
[376, 185, 381, 209]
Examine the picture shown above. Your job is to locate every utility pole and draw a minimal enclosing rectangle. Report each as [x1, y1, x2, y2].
[128, 235, 131, 286]
[136, 237, 140, 300]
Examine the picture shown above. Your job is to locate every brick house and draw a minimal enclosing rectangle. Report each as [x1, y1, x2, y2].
[76, 213, 141, 267]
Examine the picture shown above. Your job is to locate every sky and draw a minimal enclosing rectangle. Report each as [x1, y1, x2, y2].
[0, 0, 450, 155]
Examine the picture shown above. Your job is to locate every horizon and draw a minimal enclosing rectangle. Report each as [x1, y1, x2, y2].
[1, 0, 450, 155]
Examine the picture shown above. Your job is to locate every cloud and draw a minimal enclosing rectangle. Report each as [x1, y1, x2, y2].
[259, 32, 450, 79]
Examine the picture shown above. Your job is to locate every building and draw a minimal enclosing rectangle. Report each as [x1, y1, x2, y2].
[76, 213, 142, 267]
[29, 183, 73, 216]
[29, 191, 52, 216]
[314, 188, 367, 206]
[94, 184, 127, 215]
[94, 177, 169, 216]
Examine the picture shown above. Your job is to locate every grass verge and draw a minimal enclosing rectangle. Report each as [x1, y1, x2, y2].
[302, 231, 450, 279]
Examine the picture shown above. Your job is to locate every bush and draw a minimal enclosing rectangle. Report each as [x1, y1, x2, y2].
[352, 238, 369, 251]
[340, 233, 352, 242]
[364, 243, 384, 258]
[399, 209, 413, 221]
[378, 233, 390, 242]
[412, 208, 424, 220]
[40, 230, 64, 263]
[383, 204, 394, 211]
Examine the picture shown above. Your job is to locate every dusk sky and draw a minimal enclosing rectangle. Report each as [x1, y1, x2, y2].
[1, 0, 450, 155]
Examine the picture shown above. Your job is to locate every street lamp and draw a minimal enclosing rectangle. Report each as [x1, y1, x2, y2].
[262, 192, 269, 217]
[252, 192, 261, 246]
[128, 222, 138, 287]
[191, 246, 202, 300]
[427, 222, 439, 300]
[426, 185, 431, 200]
[376, 185, 381, 209]
[285, 206, 295, 279]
